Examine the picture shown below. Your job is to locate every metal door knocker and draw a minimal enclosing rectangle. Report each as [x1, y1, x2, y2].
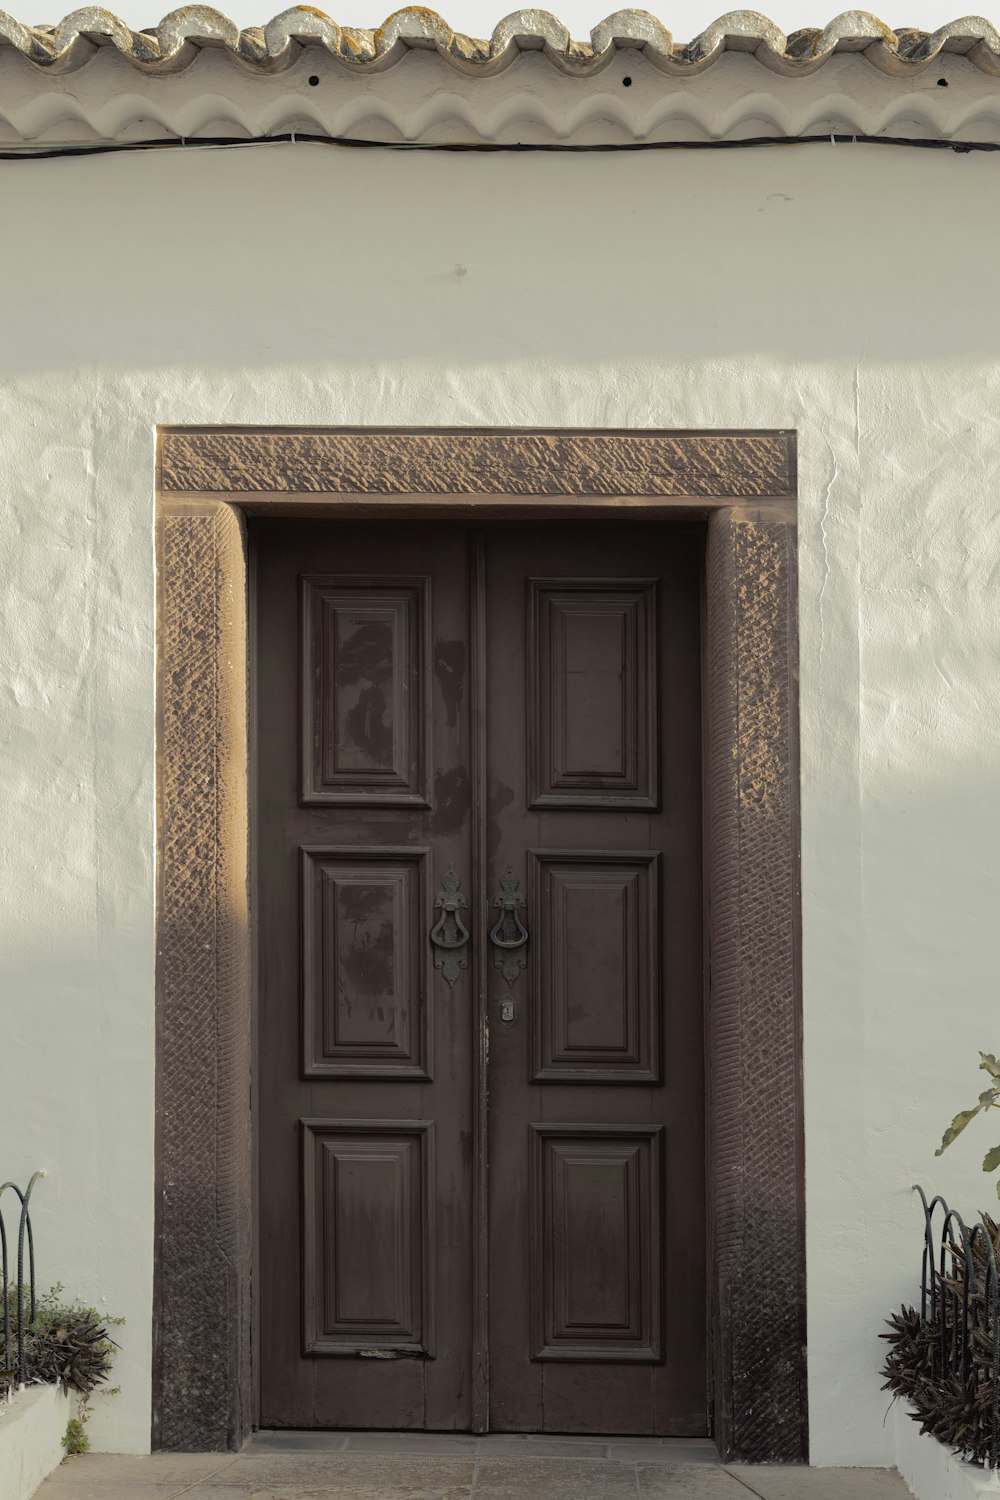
[430, 867, 470, 988]
[490, 868, 529, 990]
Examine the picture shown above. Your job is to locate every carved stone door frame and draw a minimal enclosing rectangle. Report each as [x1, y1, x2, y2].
[153, 428, 804, 1462]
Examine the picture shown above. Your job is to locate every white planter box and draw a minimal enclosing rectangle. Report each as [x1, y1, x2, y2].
[895, 1399, 1000, 1499]
[0, 1385, 68, 1500]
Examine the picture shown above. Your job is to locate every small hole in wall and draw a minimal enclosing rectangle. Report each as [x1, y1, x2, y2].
[937, 76, 948, 86]
[308, 75, 320, 86]
[622, 75, 633, 86]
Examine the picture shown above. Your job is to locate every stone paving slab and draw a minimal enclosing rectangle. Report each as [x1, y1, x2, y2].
[474, 1458, 637, 1498]
[201, 1456, 475, 1486]
[206, 1456, 478, 1497]
[637, 1467, 751, 1498]
[606, 1445, 719, 1465]
[726, 1468, 912, 1499]
[41, 1453, 237, 1484]
[33, 1443, 916, 1500]
[341, 1437, 485, 1457]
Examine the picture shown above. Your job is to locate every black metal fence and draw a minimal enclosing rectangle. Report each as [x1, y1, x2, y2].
[0, 1172, 43, 1392]
[915, 1184, 1000, 1471]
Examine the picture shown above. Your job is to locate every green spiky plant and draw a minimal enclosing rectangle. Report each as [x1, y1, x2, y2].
[936, 1051, 1000, 1193]
[0, 1284, 121, 1401]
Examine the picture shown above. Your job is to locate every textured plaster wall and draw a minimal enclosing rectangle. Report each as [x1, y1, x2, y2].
[0, 140, 999, 1461]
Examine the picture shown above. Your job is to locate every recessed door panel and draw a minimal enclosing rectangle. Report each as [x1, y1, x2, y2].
[301, 847, 431, 1079]
[528, 578, 658, 808]
[301, 576, 430, 806]
[530, 1124, 662, 1361]
[302, 1119, 434, 1356]
[530, 850, 660, 1083]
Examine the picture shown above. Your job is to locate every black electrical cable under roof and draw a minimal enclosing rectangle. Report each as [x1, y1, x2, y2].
[0, 131, 998, 159]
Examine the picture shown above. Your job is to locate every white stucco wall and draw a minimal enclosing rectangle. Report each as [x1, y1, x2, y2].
[2, 138, 999, 1461]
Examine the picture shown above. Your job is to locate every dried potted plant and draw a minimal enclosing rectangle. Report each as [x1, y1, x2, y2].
[880, 1050, 1000, 1469]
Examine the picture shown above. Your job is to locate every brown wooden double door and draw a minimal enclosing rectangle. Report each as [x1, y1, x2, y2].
[255, 519, 706, 1435]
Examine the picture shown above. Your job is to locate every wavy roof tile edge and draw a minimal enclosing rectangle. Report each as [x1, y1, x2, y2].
[4, 7, 1000, 76]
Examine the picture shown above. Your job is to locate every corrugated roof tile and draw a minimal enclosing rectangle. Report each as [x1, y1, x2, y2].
[3, 6, 1000, 77]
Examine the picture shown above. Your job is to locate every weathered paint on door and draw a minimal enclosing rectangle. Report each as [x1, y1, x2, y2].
[254, 520, 706, 1435]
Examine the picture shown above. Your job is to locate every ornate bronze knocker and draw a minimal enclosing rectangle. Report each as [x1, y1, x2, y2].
[430, 867, 470, 988]
[490, 868, 529, 988]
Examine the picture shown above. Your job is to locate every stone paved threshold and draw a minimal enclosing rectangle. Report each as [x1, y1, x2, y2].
[33, 1443, 915, 1500]
[250, 1433, 722, 1461]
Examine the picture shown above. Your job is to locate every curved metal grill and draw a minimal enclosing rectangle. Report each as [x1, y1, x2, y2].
[913, 1185, 1000, 1472]
[0, 1172, 44, 1391]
